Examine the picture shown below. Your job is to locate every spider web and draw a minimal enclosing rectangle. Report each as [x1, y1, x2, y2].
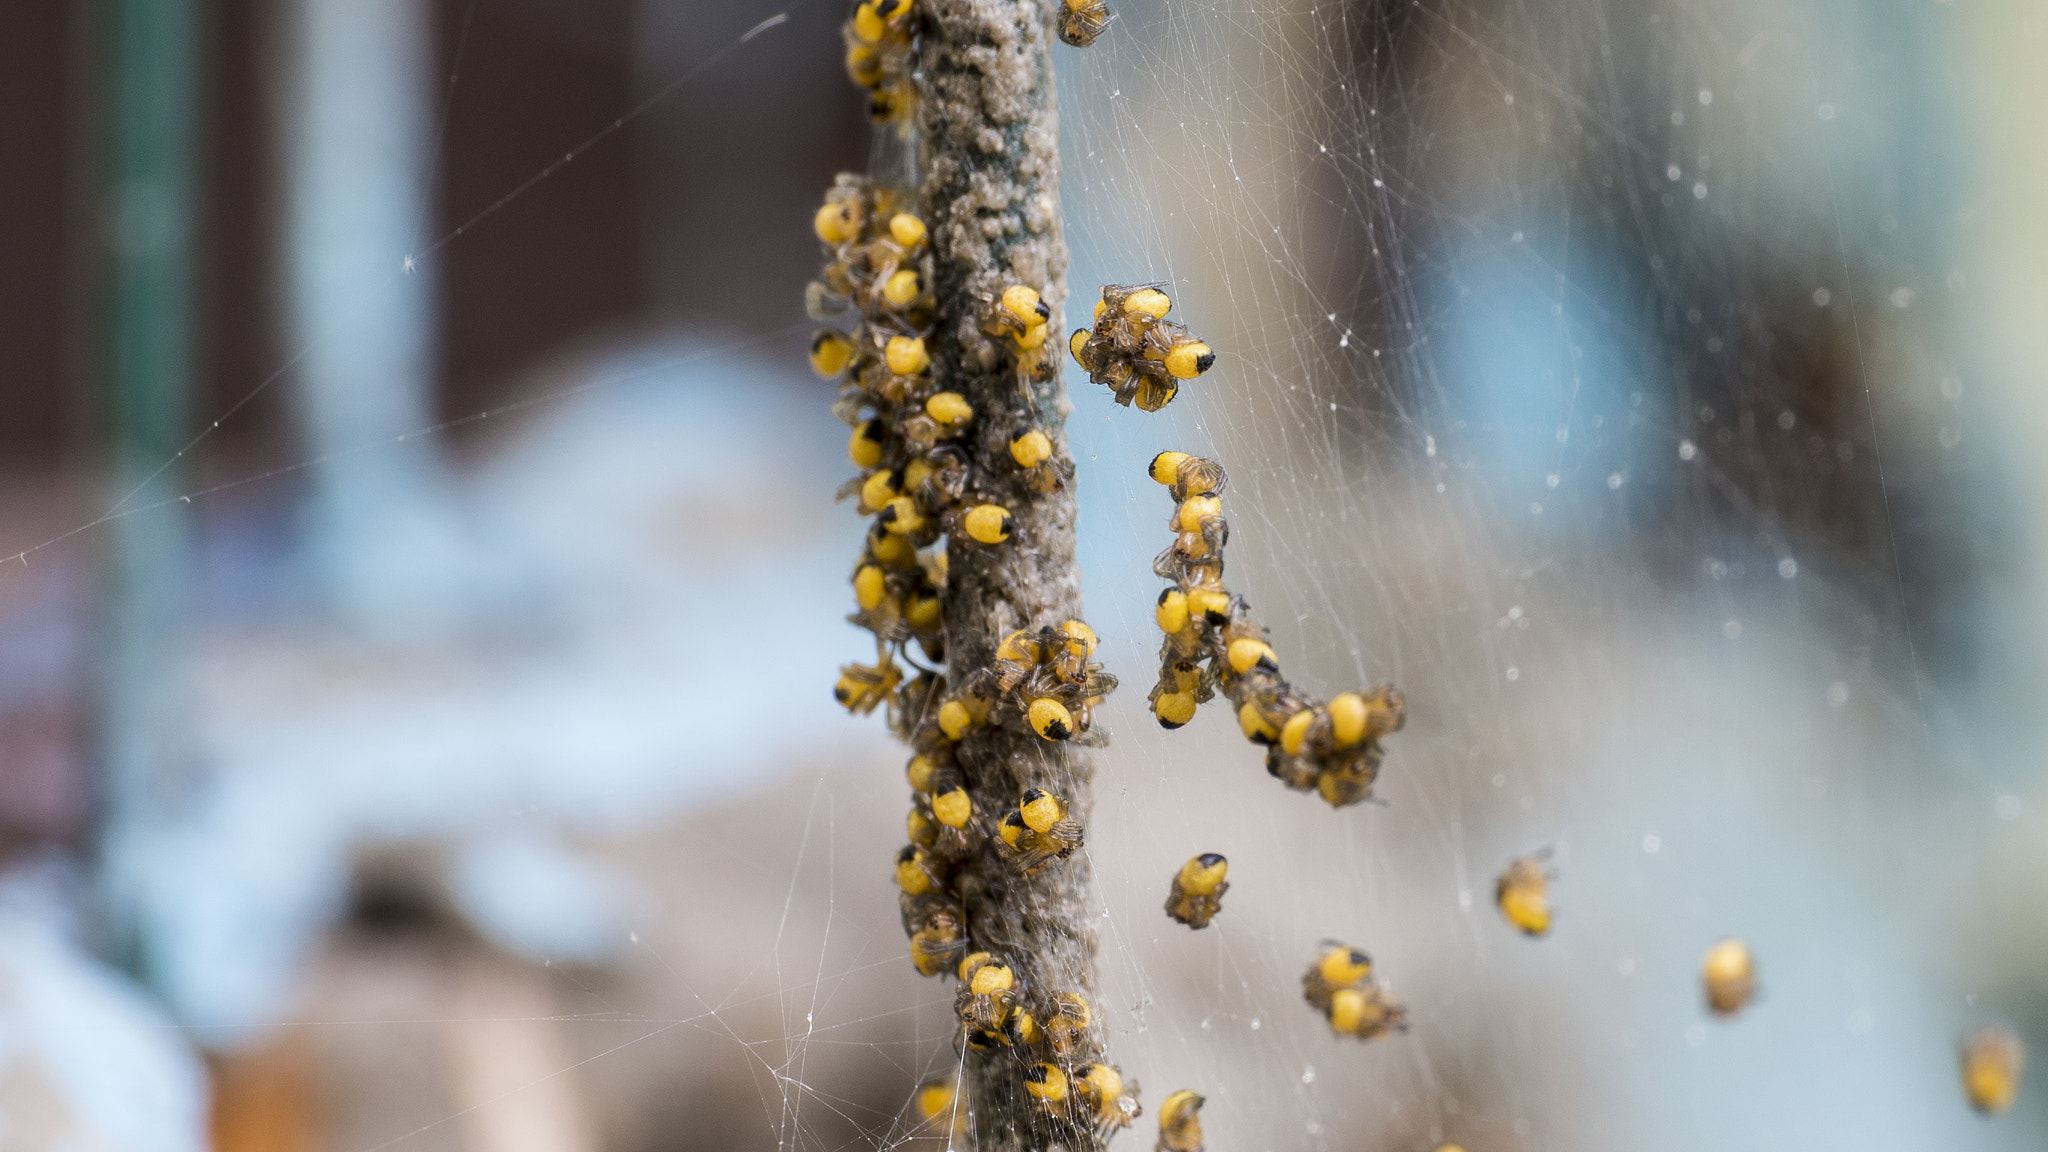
[4, 0, 2043, 1150]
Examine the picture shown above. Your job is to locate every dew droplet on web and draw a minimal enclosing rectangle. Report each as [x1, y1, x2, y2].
[1642, 833, 1662, 854]
[1813, 288, 1832, 306]
[1678, 439, 1697, 461]
[1826, 682, 1849, 707]
[1301, 1066, 1316, 1084]
[1249, 1017, 1261, 1030]
[1608, 472, 1625, 489]
[1779, 557, 1798, 578]
[1505, 666, 1520, 681]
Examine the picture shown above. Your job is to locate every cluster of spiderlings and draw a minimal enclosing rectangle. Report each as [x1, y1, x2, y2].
[1143, 450, 1407, 807]
[933, 954, 1135, 1133]
[1025, 1051, 1142, 1139]
[974, 620, 1119, 743]
[815, 177, 1021, 730]
[1300, 942, 1408, 1041]
[1067, 284, 1215, 412]
[842, 0, 916, 128]
[1056, 0, 1114, 47]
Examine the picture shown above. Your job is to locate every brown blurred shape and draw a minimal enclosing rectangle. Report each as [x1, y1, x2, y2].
[210, 1034, 322, 1152]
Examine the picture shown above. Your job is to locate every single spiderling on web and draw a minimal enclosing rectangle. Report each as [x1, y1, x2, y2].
[1301, 941, 1409, 1041]
[1155, 1089, 1205, 1152]
[1143, 450, 1407, 805]
[1960, 1024, 2026, 1115]
[1163, 852, 1229, 929]
[1700, 937, 1757, 1016]
[1069, 284, 1216, 411]
[1495, 848, 1556, 937]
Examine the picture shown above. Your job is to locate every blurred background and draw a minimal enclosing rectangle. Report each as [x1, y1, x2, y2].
[4, 0, 2048, 1149]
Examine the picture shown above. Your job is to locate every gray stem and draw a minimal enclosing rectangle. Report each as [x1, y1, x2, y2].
[916, 3, 1108, 1150]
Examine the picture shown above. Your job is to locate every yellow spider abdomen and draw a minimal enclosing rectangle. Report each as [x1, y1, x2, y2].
[1701, 938, 1756, 1016]
[1165, 340, 1216, 379]
[850, 2, 887, 43]
[932, 786, 973, 828]
[1317, 945, 1372, 988]
[880, 495, 926, 535]
[1155, 691, 1196, 729]
[889, 212, 927, 248]
[968, 962, 1014, 997]
[860, 469, 898, 511]
[1028, 697, 1074, 740]
[1186, 588, 1231, 623]
[1227, 638, 1279, 675]
[1962, 1026, 2026, 1114]
[814, 202, 858, 245]
[849, 419, 886, 468]
[1020, 788, 1067, 832]
[925, 391, 973, 426]
[869, 529, 913, 566]
[1149, 451, 1190, 485]
[895, 847, 935, 895]
[883, 268, 922, 307]
[963, 504, 1013, 544]
[1123, 287, 1172, 319]
[1025, 1063, 1068, 1105]
[1010, 429, 1054, 469]
[1279, 707, 1315, 756]
[885, 335, 930, 376]
[1176, 495, 1221, 532]
[1177, 853, 1228, 896]
[1002, 284, 1050, 327]
[1155, 589, 1190, 634]
[810, 329, 854, 377]
[853, 564, 887, 611]
[1327, 691, 1368, 747]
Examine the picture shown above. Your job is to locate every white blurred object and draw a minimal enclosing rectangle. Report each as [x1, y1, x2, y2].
[133, 339, 885, 1041]
[449, 832, 641, 966]
[0, 868, 208, 1152]
[279, 0, 514, 634]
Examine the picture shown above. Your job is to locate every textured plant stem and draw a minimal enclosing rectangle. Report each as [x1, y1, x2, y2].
[916, 3, 1105, 1150]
